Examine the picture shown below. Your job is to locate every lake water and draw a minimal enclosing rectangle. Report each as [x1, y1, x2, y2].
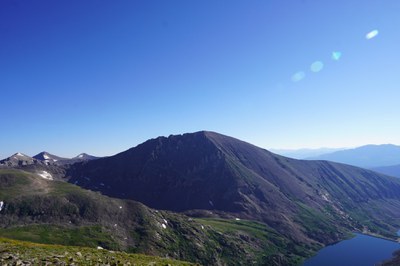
[303, 233, 400, 266]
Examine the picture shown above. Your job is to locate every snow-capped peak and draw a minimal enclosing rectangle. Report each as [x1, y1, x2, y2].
[13, 152, 29, 158]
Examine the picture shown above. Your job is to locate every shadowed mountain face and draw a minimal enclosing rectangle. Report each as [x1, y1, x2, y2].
[67, 131, 400, 245]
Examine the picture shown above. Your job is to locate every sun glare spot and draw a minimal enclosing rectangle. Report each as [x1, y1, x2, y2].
[366, 30, 379, 40]
[310, 61, 324, 73]
[332, 51, 342, 61]
[291, 71, 305, 82]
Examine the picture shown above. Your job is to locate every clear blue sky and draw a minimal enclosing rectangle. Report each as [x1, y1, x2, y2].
[1, 0, 400, 158]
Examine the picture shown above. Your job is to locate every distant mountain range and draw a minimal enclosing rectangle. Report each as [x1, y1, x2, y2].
[271, 147, 346, 159]
[0, 152, 99, 167]
[306, 144, 400, 168]
[373, 164, 400, 178]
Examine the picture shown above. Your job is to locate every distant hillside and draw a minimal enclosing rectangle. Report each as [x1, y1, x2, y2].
[373, 164, 400, 178]
[270, 148, 346, 159]
[307, 144, 400, 168]
[0, 152, 99, 168]
[0, 153, 37, 167]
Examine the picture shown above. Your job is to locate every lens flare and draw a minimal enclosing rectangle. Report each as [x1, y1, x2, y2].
[366, 30, 379, 40]
[310, 61, 324, 72]
[332, 51, 342, 61]
[291, 71, 305, 82]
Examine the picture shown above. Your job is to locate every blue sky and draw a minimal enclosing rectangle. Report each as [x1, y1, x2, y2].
[1, 0, 400, 158]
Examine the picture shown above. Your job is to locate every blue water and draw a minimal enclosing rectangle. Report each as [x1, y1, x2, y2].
[303, 234, 400, 266]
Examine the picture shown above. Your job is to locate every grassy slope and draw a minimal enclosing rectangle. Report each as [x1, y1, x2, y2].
[0, 237, 194, 265]
[195, 218, 315, 266]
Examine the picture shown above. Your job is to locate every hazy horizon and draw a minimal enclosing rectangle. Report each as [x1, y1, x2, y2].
[1, 136, 400, 159]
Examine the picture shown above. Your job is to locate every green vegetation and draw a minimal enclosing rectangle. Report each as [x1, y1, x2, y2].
[0, 225, 119, 250]
[195, 218, 312, 265]
[0, 237, 195, 265]
[2, 168, 316, 265]
[0, 169, 35, 199]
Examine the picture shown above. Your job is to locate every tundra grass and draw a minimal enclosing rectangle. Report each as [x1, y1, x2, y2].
[0, 237, 195, 265]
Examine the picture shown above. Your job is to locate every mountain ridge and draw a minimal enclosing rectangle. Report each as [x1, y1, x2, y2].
[306, 144, 400, 168]
[67, 131, 400, 247]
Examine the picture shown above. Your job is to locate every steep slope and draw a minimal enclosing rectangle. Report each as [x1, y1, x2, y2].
[0, 168, 305, 265]
[67, 131, 400, 247]
[373, 164, 400, 178]
[307, 144, 400, 168]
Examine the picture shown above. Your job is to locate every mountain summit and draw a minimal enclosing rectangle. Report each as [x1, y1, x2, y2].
[33, 152, 68, 163]
[68, 131, 400, 245]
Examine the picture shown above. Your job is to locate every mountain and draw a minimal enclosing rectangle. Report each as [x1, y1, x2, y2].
[0, 153, 37, 167]
[65, 153, 100, 164]
[373, 164, 400, 178]
[306, 144, 400, 168]
[33, 151, 68, 164]
[1, 152, 99, 168]
[74, 153, 98, 160]
[270, 147, 346, 159]
[0, 168, 307, 265]
[67, 131, 400, 250]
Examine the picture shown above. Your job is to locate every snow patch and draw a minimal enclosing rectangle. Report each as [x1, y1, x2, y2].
[78, 154, 84, 158]
[37, 171, 53, 180]
[235, 218, 240, 221]
[201, 225, 204, 230]
[0, 201, 4, 211]
[321, 192, 331, 202]
[119, 206, 122, 209]
[97, 246, 104, 250]
[161, 223, 167, 229]
[43, 154, 50, 160]
[163, 219, 168, 224]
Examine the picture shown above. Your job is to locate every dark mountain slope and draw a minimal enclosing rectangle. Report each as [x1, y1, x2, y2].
[307, 144, 400, 168]
[67, 131, 400, 247]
